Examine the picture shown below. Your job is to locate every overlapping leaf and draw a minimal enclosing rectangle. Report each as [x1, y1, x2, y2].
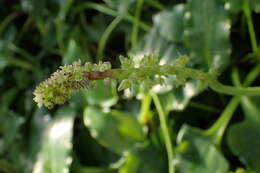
[227, 97, 260, 172]
[32, 107, 75, 173]
[175, 125, 229, 173]
[84, 106, 144, 154]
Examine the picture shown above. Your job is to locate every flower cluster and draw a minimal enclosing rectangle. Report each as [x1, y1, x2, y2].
[33, 60, 111, 109]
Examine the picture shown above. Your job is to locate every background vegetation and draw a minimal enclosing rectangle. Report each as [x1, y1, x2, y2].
[0, 0, 260, 173]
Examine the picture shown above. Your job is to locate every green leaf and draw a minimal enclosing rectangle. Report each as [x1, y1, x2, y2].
[84, 80, 118, 108]
[153, 4, 186, 42]
[27, 108, 51, 171]
[136, 5, 204, 111]
[184, 0, 231, 70]
[227, 97, 260, 172]
[32, 107, 75, 173]
[175, 125, 229, 173]
[0, 88, 19, 108]
[0, 108, 24, 155]
[84, 106, 144, 154]
[63, 39, 90, 65]
[119, 143, 167, 173]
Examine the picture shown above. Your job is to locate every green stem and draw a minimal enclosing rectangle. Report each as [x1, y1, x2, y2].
[145, 0, 165, 10]
[189, 101, 221, 113]
[243, 0, 258, 55]
[139, 94, 152, 124]
[151, 93, 174, 173]
[205, 96, 240, 144]
[205, 65, 260, 144]
[112, 65, 260, 96]
[54, 20, 65, 54]
[131, 0, 144, 50]
[73, 2, 151, 32]
[97, 15, 124, 60]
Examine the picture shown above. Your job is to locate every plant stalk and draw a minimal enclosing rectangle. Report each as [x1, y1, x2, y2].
[151, 93, 175, 173]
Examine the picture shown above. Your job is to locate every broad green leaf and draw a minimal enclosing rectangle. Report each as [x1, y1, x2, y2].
[0, 88, 19, 108]
[136, 5, 205, 111]
[175, 125, 229, 173]
[32, 107, 75, 173]
[84, 80, 118, 108]
[227, 97, 260, 172]
[153, 4, 186, 42]
[27, 108, 51, 172]
[84, 106, 144, 154]
[63, 39, 90, 64]
[119, 143, 167, 173]
[184, 0, 231, 70]
[0, 108, 24, 154]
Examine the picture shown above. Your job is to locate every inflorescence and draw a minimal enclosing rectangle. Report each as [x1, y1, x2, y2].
[33, 60, 111, 109]
[33, 55, 260, 109]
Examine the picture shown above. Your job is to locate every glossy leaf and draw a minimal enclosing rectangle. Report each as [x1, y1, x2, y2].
[84, 106, 144, 154]
[227, 97, 260, 172]
[84, 80, 118, 108]
[119, 143, 167, 173]
[137, 5, 206, 111]
[184, 0, 231, 70]
[27, 108, 51, 170]
[175, 125, 229, 173]
[32, 107, 75, 173]
[153, 4, 186, 42]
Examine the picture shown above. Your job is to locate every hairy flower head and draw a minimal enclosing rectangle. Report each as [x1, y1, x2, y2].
[33, 60, 111, 109]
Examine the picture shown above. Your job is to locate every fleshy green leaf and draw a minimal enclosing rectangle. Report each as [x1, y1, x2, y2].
[153, 4, 186, 42]
[63, 39, 90, 65]
[175, 125, 229, 173]
[184, 0, 231, 70]
[136, 5, 204, 111]
[84, 106, 144, 154]
[84, 80, 118, 108]
[32, 107, 75, 173]
[119, 143, 167, 173]
[227, 97, 260, 172]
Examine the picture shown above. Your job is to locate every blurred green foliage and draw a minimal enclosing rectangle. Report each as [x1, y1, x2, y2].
[0, 0, 260, 173]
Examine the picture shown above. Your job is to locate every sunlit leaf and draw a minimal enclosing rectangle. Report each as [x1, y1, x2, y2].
[84, 80, 118, 108]
[184, 0, 231, 70]
[32, 107, 75, 173]
[153, 4, 186, 42]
